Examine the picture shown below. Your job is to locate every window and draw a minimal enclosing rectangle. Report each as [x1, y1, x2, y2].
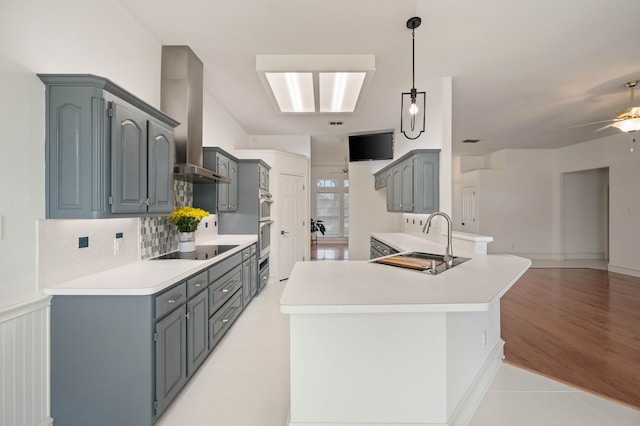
[315, 178, 349, 238]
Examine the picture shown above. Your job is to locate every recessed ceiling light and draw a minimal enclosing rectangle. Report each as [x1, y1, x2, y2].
[264, 72, 315, 113]
[256, 55, 375, 114]
[319, 72, 366, 112]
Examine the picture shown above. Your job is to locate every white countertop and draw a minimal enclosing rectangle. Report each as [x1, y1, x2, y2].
[44, 235, 257, 296]
[280, 233, 531, 314]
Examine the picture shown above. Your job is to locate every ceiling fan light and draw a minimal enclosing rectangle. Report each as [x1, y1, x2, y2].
[612, 117, 640, 133]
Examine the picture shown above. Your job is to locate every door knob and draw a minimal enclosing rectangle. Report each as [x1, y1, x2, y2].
[281, 230, 289, 235]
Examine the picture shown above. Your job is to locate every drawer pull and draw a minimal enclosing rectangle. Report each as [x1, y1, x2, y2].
[167, 294, 183, 304]
[221, 307, 238, 323]
[244, 252, 250, 257]
[220, 280, 239, 293]
[194, 282, 204, 288]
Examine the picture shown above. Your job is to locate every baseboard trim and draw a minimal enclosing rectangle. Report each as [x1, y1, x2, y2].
[608, 264, 640, 278]
[0, 294, 51, 324]
[448, 339, 504, 426]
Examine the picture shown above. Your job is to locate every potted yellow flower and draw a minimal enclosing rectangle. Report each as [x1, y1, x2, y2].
[167, 206, 210, 252]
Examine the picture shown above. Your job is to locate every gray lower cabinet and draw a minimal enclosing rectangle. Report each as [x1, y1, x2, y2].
[38, 74, 178, 219]
[50, 248, 257, 426]
[370, 237, 399, 259]
[155, 304, 187, 417]
[374, 149, 440, 214]
[241, 244, 258, 307]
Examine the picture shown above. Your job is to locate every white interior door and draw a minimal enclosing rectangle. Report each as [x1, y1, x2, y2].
[279, 173, 304, 280]
[461, 186, 478, 233]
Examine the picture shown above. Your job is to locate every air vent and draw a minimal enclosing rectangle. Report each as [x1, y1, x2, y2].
[329, 121, 343, 126]
[462, 139, 480, 143]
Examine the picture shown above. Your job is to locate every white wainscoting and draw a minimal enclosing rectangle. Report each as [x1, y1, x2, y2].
[0, 296, 52, 426]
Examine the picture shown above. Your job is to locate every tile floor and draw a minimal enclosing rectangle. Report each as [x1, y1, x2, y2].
[157, 278, 640, 426]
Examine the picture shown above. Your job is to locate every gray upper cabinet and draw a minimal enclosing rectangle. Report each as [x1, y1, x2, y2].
[38, 74, 178, 219]
[374, 149, 440, 214]
[195, 147, 238, 213]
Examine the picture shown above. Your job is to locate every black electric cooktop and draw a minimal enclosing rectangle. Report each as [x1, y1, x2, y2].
[153, 245, 238, 260]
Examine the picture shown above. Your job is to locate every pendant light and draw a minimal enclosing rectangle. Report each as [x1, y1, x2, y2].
[401, 16, 426, 140]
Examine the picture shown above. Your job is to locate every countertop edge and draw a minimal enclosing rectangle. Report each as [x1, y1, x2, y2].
[44, 235, 257, 296]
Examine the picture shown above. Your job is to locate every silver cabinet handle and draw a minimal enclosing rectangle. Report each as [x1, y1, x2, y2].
[194, 282, 203, 288]
[221, 288, 229, 293]
[185, 311, 191, 320]
[167, 294, 183, 304]
[221, 307, 238, 323]
[244, 253, 250, 257]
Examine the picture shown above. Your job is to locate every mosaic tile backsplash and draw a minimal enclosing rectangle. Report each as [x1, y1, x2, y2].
[140, 178, 191, 259]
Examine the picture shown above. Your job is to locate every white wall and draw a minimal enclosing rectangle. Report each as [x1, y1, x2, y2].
[203, 90, 250, 152]
[454, 149, 557, 256]
[248, 134, 311, 157]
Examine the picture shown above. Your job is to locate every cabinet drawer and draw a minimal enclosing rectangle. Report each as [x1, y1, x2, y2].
[241, 247, 252, 262]
[250, 244, 257, 256]
[259, 265, 269, 291]
[186, 270, 208, 298]
[370, 238, 391, 256]
[155, 282, 187, 319]
[209, 266, 242, 315]
[209, 252, 242, 283]
[209, 289, 242, 350]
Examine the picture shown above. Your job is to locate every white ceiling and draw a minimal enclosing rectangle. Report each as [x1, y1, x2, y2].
[119, 0, 640, 164]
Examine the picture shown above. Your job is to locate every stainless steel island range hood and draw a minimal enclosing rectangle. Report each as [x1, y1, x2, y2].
[161, 45, 230, 183]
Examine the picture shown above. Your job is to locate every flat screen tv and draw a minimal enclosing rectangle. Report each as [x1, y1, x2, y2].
[348, 132, 394, 162]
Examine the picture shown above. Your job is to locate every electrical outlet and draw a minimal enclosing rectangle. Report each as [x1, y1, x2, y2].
[114, 239, 122, 255]
[114, 232, 123, 255]
[79, 236, 89, 248]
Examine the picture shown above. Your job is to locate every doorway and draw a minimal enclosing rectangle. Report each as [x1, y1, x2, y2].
[278, 173, 305, 280]
[561, 168, 609, 261]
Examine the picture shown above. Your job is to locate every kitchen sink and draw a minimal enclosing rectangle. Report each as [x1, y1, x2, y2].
[373, 251, 470, 275]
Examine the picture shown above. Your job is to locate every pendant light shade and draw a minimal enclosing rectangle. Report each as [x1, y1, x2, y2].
[401, 17, 426, 140]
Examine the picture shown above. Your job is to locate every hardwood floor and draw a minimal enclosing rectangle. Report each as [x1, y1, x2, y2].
[310, 243, 348, 260]
[502, 268, 640, 409]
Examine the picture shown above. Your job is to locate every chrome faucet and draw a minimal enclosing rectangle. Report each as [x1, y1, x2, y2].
[422, 211, 454, 267]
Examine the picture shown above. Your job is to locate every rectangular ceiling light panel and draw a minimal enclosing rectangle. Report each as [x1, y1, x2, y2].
[319, 72, 366, 112]
[265, 72, 315, 113]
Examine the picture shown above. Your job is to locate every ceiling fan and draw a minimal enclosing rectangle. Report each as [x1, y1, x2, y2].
[330, 158, 349, 177]
[574, 80, 640, 133]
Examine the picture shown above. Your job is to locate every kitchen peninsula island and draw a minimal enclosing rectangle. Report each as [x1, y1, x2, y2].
[280, 237, 530, 426]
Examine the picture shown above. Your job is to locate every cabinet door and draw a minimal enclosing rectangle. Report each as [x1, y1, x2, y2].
[391, 165, 402, 211]
[148, 121, 174, 214]
[217, 154, 230, 212]
[186, 290, 208, 376]
[400, 159, 414, 212]
[155, 307, 187, 417]
[242, 260, 251, 307]
[46, 87, 110, 218]
[250, 256, 257, 297]
[385, 169, 393, 211]
[414, 153, 440, 213]
[111, 101, 148, 214]
[228, 159, 238, 212]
